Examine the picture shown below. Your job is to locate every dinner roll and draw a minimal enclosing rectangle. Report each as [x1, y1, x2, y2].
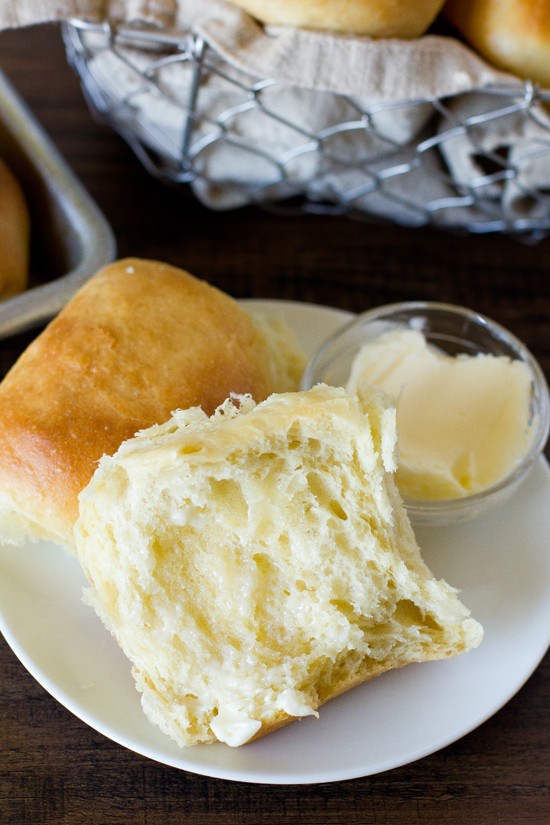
[443, 0, 550, 88]
[0, 258, 304, 550]
[0, 157, 30, 299]
[75, 383, 483, 748]
[226, 0, 446, 38]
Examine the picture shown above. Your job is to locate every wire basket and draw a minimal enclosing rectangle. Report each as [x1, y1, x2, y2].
[63, 18, 550, 239]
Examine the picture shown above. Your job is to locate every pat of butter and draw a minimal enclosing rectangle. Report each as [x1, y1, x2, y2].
[348, 328, 536, 500]
[277, 688, 318, 719]
[210, 708, 262, 747]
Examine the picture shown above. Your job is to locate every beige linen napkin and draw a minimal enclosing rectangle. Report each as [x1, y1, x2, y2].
[0, 0, 171, 29]
[439, 92, 550, 223]
[3, 0, 549, 227]
[0, 0, 510, 98]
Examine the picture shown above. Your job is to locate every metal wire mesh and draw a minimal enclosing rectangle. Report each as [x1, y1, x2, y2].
[64, 18, 550, 238]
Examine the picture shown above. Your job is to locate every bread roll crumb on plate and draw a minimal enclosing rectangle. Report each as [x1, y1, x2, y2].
[226, 0, 446, 37]
[0, 156, 30, 299]
[0, 258, 303, 550]
[75, 383, 483, 748]
[443, 0, 550, 88]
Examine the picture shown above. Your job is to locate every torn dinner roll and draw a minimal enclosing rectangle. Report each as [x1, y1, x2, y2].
[75, 383, 483, 748]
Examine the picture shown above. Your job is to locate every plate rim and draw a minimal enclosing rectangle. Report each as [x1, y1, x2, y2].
[1, 297, 549, 785]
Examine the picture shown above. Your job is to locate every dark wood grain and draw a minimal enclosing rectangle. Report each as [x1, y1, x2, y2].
[0, 22, 549, 825]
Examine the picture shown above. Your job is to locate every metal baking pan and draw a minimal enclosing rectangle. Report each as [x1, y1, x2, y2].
[0, 68, 116, 339]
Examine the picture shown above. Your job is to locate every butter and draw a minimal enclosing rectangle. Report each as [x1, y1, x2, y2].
[277, 688, 318, 719]
[348, 328, 536, 500]
[210, 708, 262, 747]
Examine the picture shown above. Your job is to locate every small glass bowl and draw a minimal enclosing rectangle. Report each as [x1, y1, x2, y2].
[301, 301, 550, 526]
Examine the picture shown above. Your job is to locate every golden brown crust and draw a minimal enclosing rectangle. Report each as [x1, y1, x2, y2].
[249, 660, 392, 741]
[251, 653, 452, 742]
[0, 258, 276, 545]
[226, 0, 446, 37]
[443, 0, 550, 87]
[0, 157, 30, 299]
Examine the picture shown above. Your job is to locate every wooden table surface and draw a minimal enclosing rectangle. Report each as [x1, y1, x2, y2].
[0, 21, 549, 825]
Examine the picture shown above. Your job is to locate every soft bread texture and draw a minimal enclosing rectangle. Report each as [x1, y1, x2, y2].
[225, 0, 446, 37]
[0, 258, 303, 550]
[0, 157, 30, 299]
[443, 0, 550, 87]
[75, 384, 483, 748]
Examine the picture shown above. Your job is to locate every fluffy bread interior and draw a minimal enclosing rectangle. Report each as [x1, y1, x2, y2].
[75, 386, 482, 746]
[75, 384, 483, 748]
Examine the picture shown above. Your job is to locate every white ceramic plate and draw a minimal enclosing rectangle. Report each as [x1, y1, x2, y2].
[1, 299, 550, 785]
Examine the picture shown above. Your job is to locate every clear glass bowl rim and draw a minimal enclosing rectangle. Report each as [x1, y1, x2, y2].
[301, 300, 550, 523]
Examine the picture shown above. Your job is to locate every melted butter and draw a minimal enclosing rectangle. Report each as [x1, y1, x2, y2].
[348, 328, 536, 500]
